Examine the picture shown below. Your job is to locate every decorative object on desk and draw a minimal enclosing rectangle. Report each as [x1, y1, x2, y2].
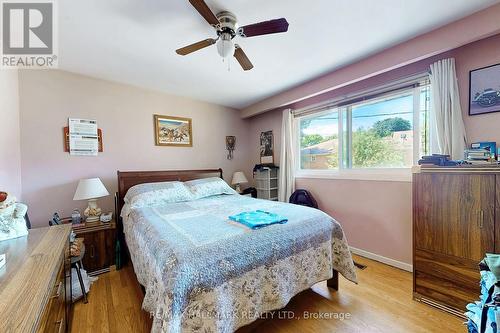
[64, 127, 103, 152]
[0, 192, 28, 242]
[465, 142, 498, 165]
[100, 211, 113, 223]
[469, 63, 500, 116]
[231, 171, 248, 193]
[471, 141, 497, 159]
[260, 130, 274, 164]
[226, 136, 236, 160]
[71, 209, 82, 225]
[73, 178, 110, 222]
[154, 114, 192, 147]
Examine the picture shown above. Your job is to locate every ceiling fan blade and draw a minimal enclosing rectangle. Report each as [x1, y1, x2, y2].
[234, 45, 254, 71]
[176, 38, 216, 55]
[188, 0, 220, 26]
[237, 18, 289, 38]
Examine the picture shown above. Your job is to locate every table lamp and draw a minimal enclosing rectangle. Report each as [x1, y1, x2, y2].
[231, 171, 248, 193]
[73, 178, 109, 222]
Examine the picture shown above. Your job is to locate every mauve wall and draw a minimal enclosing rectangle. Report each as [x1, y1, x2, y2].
[0, 70, 22, 199]
[295, 178, 412, 264]
[248, 110, 282, 169]
[18, 70, 252, 227]
[454, 33, 500, 144]
[248, 33, 500, 266]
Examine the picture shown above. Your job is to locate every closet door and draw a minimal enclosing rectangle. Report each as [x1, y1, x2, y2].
[414, 173, 495, 261]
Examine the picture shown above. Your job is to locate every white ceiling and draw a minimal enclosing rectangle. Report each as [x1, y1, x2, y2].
[59, 0, 500, 109]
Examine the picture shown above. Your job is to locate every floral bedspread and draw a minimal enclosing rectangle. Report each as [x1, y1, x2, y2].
[122, 194, 357, 333]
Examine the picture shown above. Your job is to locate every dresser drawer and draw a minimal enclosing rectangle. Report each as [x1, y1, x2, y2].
[414, 249, 479, 285]
[37, 255, 67, 332]
[414, 249, 480, 312]
[414, 270, 478, 311]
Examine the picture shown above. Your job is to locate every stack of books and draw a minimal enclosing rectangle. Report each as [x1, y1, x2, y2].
[465, 149, 494, 165]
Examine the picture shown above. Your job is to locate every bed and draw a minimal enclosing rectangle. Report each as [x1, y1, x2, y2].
[117, 169, 357, 333]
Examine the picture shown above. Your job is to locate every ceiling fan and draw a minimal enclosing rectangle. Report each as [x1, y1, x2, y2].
[176, 0, 289, 71]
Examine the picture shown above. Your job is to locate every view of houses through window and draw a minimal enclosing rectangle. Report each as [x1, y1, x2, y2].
[299, 82, 431, 170]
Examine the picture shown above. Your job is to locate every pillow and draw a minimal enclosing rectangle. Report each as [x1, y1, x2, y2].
[124, 181, 194, 209]
[124, 181, 180, 203]
[184, 177, 237, 199]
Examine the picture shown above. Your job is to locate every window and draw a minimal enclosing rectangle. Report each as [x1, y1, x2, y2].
[300, 110, 338, 169]
[298, 81, 430, 172]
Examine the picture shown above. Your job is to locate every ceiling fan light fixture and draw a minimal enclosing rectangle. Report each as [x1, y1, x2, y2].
[178, 1, 290, 71]
[216, 33, 235, 58]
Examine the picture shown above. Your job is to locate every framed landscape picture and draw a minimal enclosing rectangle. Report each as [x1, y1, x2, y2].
[469, 63, 500, 116]
[154, 115, 192, 147]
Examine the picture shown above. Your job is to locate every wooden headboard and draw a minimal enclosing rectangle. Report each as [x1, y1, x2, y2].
[116, 168, 223, 215]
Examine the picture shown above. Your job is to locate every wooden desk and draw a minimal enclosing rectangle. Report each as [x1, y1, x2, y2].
[0, 225, 72, 332]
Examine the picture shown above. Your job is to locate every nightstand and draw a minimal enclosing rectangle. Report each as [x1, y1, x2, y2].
[72, 219, 116, 276]
[240, 187, 257, 198]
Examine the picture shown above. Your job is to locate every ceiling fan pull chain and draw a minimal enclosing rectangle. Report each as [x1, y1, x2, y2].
[222, 41, 225, 62]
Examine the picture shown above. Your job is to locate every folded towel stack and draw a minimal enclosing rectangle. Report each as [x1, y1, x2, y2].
[229, 210, 288, 229]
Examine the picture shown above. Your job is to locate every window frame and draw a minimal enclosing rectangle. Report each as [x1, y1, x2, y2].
[294, 78, 430, 182]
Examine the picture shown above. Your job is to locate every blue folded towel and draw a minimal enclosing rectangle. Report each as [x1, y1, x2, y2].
[229, 210, 288, 229]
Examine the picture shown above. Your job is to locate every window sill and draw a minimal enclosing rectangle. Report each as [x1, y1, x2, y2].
[295, 168, 412, 182]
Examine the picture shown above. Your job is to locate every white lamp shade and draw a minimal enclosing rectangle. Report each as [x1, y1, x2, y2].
[216, 33, 235, 58]
[73, 178, 109, 201]
[231, 171, 248, 185]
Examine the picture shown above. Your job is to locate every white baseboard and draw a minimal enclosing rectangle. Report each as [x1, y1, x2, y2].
[350, 246, 413, 272]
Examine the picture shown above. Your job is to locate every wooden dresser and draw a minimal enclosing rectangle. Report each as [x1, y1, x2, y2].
[0, 225, 72, 332]
[413, 166, 500, 317]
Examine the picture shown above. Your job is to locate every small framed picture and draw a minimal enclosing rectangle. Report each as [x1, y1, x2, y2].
[154, 115, 192, 147]
[260, 130, 274, 165]
[469, 63, 500, 116]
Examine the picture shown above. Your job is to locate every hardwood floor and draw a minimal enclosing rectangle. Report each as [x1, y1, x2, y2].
[71, 255, 465, 332]
[70, 265, 152, 333]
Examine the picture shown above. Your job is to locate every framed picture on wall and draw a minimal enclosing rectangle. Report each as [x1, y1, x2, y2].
[469, 63, 500, 116]
[260, 130, 274, 165]
[154, 115, 193, 147]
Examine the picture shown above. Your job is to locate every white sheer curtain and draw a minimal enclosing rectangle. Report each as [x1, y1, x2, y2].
[429, 58, 467, 159]
[278, 109, 295, 202]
